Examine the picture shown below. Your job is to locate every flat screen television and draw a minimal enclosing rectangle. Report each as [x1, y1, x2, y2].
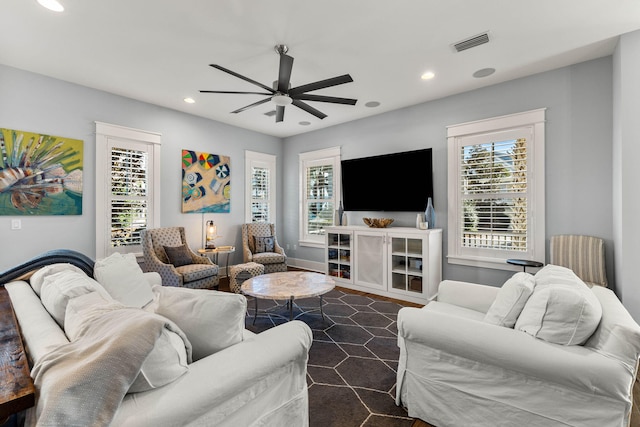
[341, 148, 433, 212]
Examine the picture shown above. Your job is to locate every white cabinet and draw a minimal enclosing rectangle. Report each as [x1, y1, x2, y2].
[354, 231, 385, 290]
[325, 226, 442, 304]
[326, 230, 353, 283]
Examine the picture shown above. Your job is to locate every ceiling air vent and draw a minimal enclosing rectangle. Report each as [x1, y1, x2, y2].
[453, 32, 490, 52]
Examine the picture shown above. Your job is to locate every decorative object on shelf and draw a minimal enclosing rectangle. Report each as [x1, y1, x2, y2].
[182, 149, 230, 213]
[341, 211, 348, 226]
[363, 218, 394, 228]
[415, 213, 424, 229]
[338, 201, 344, 226]
[425, 197, 436, 229]
[205, 220, 219, 249]
[0, 127, 83, 215]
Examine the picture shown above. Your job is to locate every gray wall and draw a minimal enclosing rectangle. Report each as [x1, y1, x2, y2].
[282, 57, 614, 288]
[0, 64, 281, 271]
[613, 30, 640, 321]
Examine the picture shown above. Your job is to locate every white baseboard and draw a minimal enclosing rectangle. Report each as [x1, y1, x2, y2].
[287, 258, 324, 273]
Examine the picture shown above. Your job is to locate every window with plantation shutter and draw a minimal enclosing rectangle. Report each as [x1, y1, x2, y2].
[96, 122, 161, 258]
[245, 151, 276, 223]
[109, 145, 149, 248]
[299, 147, 340, 247]
[447, 109, 545, 270]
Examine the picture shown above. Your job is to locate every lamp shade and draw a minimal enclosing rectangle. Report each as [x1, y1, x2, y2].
[205, 220, 217, 249]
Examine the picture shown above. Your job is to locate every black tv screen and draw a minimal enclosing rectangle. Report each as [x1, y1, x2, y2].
[341, 148, 433, 212]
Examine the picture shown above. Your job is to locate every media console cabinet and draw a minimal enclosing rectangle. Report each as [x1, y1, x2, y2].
[325, 226, 442, 305]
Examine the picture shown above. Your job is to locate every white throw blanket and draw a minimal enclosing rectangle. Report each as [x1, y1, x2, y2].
[30, 306, 191, 427]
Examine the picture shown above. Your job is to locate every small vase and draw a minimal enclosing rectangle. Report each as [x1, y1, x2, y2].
[425, 197, 436, 229]
[341, 212, 348, 226]
[416, 213, 423, 229]
[338, 201, 344, 226]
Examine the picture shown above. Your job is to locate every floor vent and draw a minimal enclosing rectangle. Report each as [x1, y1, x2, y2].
[453, 32, 490, 52]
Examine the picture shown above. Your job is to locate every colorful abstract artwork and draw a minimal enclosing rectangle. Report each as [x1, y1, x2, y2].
[0, 128, 83, 215]
[182, 149, 230, 213]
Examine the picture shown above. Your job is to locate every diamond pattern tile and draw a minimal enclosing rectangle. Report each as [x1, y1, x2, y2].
[244, 286, 419, 427]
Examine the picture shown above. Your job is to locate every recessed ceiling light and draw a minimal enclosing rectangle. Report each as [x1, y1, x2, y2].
[183, 97, 195, 104]
[364, 101, 381, 108]
[421, 71, 435, 80]
[299, 121, 311, 126]
[473, 68, 496, 78]
[37, 0, 64, 12]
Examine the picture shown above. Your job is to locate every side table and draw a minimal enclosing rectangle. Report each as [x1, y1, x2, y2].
[506, 259, 543, 272]
[198, 247, 235, 279]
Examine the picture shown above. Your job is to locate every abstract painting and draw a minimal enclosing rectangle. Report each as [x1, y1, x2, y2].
[0, 128, 83, 215]
[182, 149, 230, 213]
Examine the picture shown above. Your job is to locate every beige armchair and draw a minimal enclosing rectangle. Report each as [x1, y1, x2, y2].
[241, 223, 287, 273]
[550, 234, 608, 287]
[141, 226, 219, 289]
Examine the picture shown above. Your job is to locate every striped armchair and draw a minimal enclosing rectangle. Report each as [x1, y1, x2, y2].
[549, 235, 608, 287]
[241, 223, 287, 274]
[141, 227, 219, 289]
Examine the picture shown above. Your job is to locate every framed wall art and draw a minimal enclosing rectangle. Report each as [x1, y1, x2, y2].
[182, 149, 230, 213]
[0, 128, 83, 215]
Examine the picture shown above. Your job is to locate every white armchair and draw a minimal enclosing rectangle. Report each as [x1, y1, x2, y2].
[397, 275, 640, 427]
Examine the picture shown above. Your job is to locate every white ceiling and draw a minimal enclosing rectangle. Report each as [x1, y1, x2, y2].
[2, 1, 640, 138]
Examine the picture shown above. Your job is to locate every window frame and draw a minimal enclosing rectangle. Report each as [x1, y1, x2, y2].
[245, 150, 276, 223]
[299, 146, 341, 248]
[95, 122, 161, 259]
[446, 109, 545, 270]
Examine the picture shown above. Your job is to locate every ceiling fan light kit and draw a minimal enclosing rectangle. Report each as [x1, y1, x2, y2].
[200, 44, 357, 123]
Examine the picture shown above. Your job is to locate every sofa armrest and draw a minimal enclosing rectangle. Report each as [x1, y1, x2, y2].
[397, 307, 632, 400]
[115, 320, 312, 426]
[437, 280, 499, 314]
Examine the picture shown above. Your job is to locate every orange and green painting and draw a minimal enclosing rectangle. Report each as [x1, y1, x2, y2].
[0, 128, 83, 215]
[181, 149, 230, 213]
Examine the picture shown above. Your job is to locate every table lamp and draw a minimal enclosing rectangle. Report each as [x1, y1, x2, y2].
[205, 220, 218, 249]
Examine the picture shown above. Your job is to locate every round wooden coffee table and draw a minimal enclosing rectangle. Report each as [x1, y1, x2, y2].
[241, 271, 335, 323]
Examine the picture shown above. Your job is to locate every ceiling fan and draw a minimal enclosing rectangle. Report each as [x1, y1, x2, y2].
[200, 44, 357, 123]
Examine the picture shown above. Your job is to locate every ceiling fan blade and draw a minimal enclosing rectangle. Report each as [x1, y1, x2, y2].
[231, 97, 272, 114]
[209, 64, 275, 93]
[289, 74, 354, 95]
[277, 54, 294, 93]
[294, 94, 357, 105]
[292, 99, 327, 120]
[200, 90, 273, 95]
[276, 106, 285, 122]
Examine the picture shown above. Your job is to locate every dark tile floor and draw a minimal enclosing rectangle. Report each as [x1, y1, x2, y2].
[244, 288, 415, 427]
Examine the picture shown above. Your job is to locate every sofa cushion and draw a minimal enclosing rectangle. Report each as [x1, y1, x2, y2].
[40, 270, 112, 328]
[94, 252, 154, 308]
[163, 244, 192, 267]
[254, 236, 275, 253]
[515, 265, 602, 345]
[484, 272, 535, 328]
[252, 252, 285, 265]
[65, 294, 190, 393]
[30, 263, 87, 297]
[152, 285, 246, 361]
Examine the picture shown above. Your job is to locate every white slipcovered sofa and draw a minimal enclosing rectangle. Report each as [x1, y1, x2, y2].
[3, 252, 312, 426]
[396, 264, 640, 427]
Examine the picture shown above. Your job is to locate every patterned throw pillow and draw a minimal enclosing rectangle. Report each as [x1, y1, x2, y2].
[163, 245, 192, 267]
[254, 236, 275, 253]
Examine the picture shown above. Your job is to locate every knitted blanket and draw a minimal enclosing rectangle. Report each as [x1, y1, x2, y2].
[30, 306, 190, 427]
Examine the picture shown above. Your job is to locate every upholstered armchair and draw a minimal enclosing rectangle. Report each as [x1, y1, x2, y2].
[241, 223, 287, 273]
[550, 234, 608, 287]
[141, 227, 219, 289]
